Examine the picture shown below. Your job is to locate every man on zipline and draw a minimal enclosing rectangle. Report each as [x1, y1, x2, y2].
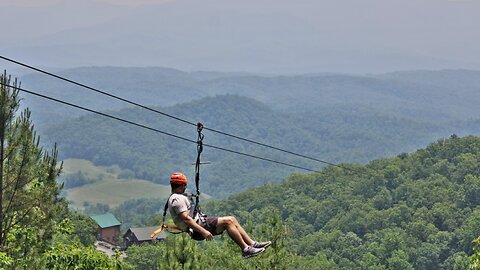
[168, 172, 271, 258]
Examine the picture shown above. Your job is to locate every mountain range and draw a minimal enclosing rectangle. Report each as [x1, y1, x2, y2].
[17, 67, 480, 197]
[19, 67, 480, 125]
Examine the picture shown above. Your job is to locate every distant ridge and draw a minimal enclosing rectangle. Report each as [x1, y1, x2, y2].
[41, 92, 479, 198]
[19, 67, 480, 127]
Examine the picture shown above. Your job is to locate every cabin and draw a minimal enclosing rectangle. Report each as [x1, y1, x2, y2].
[91, 213, 121, 244]
[124, 226, 167, 247]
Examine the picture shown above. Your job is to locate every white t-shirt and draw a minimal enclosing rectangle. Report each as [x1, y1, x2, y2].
[168, 193, 192, 232]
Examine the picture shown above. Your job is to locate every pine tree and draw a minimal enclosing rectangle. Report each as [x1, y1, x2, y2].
[0, 71, 66, 267]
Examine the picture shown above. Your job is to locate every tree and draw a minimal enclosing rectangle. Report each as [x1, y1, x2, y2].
[123, 243, 164, 270]
[163, 234, 200, 270]
[63, 171, 93, 188]
[44, 243, 124, 270]
[53, 212, 98, 246]
[0, 71, 66, 267]
[387, 250, 414, 270]
[470, 237, 480, 269]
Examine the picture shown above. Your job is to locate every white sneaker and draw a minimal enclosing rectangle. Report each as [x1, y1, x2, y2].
[251, 241, 271, 249]
[242, 246, 265, 259]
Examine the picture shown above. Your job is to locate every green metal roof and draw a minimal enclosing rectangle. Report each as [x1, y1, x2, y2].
[90, 213, 121, 228]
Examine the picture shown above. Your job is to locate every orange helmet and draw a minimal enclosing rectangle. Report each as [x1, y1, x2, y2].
[170, 172, 188, 185]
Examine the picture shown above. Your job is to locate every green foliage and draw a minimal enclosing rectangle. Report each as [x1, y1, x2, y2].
[123, 243, 164, 270]
[470, 237, 480, 269]
[203, 135, 480, 269]
[28, 68, 480, 200]
[113, 198, 165, 230]
[0, 252, 13, 269]
[42, 93, 462, 199]
[57, 212, 98, 246]
[63, 171, 95, 188]
[163, 234, 200, 270]
[124, 210, 309, 270]
[84, 202, 111, 216]
[44, 243, 124, 270]
[0, 71, 67, 269]
[124, 234, 200, 270]
[0, 71, 123, 269]
[116, 135, 480, 269]
[11, 68, 480, 268]
[44, 214, 124, 269]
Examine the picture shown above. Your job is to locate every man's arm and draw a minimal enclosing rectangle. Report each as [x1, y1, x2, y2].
[179, 211, 213, 240]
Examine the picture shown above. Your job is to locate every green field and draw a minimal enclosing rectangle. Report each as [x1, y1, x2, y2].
[61, 159, 171, 210]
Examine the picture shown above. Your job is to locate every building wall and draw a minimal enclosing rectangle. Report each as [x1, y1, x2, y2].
[124, 231, 138, 247]
[97, 226, 120, 244]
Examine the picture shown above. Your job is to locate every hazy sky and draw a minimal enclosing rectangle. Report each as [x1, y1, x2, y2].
[1, 0, 480, 74]
[0, 0, 174, 7]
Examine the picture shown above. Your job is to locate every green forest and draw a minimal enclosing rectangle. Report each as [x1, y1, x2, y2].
[41, 94, 474, 199]
[90, 134, 480, 269]
[26, 68, 480, 199]
[3, 70, 480, 269]
[205, 135, 480, 269]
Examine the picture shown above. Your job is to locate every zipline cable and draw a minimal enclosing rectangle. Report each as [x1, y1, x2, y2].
[0, 55, 193, 126]
[0, 55, 351, 171]
[0, 81, 318, 172]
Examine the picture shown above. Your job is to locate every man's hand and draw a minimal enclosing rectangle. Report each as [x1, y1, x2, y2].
[202, 230, 213, 240]
[180, 211, 214, 240]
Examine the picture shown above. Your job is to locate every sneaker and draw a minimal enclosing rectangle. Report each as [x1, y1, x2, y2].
[251, 241, 271, 249]
[242, 246, 265, 259]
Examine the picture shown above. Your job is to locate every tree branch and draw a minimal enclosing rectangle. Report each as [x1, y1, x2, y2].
[3, 201, 39, 238]
[3, 144, 29, 217]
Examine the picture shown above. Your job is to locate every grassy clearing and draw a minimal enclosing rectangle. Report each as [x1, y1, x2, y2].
[61, 159, 115, 179]
[66, 178, 171, 209]
[61, 159, 171, 210]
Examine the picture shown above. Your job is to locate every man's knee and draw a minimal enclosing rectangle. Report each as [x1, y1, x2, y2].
[219, 216, 237, 226]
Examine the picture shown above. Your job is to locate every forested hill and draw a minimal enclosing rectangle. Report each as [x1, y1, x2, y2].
[207, 135, 480, 269]
[20, 67, 246, 126]
[41, 94, 463, 198]
[20, 68, 480, 127]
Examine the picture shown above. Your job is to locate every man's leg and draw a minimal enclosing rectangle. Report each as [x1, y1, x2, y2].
[216, 216, 268, 258]
[216, 216, 254, 249]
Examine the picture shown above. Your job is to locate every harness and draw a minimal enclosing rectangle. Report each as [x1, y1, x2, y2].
[150, 123, 206, 240]
[193, 123, 204, 218]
